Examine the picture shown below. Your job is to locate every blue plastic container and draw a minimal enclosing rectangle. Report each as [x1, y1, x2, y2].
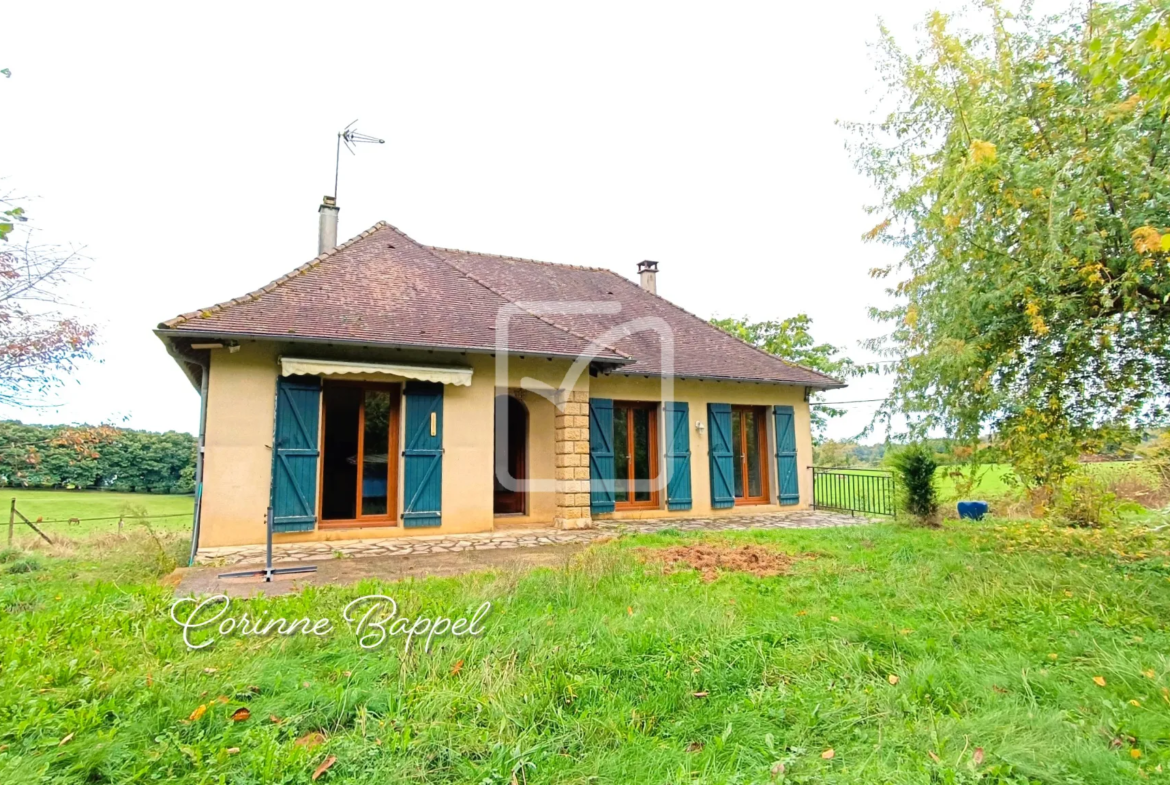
[957, 501, 989, 521]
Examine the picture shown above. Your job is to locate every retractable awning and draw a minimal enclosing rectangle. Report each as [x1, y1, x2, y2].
[279, 357, 473, 386]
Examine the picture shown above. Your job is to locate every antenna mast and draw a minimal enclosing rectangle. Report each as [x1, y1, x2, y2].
[333, 119, 385, 200]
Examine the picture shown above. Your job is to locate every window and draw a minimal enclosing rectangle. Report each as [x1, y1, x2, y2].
[613, 401, 659, 508]
[731, 405, 768, 504]
[320, 381, 400, 525]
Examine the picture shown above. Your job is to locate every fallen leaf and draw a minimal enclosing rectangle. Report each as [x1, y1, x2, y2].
[992, 685, 1007, 694]
[899, 628, 913, 635]
[312, 755, 337, 781]
[888, 674, 899, 685]
[928, 751, 941, 763]
[1143, 669, 1156, 679]
[1048, 653, 1058, 661]
[796, 610, 808, 617]
[450, 659, 464, 676]
[295, 732, 326, 748]
[231, 707, 251, 722]
[203, 667, 218, 675]
[189, 704, 208, 722]
[686, 741, 703, 753]
[771, 760, 785, 777]
[627, 606, 634, 616]
[829, 616, 840, 622]
[821, 748, 835, 760]
[146, 673, 153, 687]
[269, 715, 283, 724]
[217, 695, 229, 704]
[226, 747, 240, 754]
[1130, 699, 1141, 707]
[692, 691, 709, 698]
[1094, 676, 1107, 687]
[58, 733, 74, 747]
[342, 671, 351, 678]
[973, 747, 984, 766]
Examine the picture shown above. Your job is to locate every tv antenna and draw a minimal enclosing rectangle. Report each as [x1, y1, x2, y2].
[333, 119, 384, 199]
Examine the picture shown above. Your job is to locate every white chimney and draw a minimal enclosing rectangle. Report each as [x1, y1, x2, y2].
[318, 195, 339, 254]
[637, 260, 659, 294]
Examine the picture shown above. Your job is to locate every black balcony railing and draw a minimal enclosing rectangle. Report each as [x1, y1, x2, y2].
[812, 467, 896, 517]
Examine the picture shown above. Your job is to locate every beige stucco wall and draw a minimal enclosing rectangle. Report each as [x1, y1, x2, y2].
[198, 344, 586, 547]
[197, 341, 813, 549]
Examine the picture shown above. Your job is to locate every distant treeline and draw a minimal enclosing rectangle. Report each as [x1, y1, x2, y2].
[0, 421, 196, 494]
[816, 433, 1146, 468]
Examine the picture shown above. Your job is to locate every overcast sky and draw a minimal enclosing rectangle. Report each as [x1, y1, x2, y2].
[1, 1, 1065, 441]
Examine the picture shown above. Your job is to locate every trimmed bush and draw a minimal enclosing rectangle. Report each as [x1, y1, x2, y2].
[889, 444, 940, 525]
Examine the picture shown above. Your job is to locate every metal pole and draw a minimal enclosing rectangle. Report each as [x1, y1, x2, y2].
[265, 506, 273, 582]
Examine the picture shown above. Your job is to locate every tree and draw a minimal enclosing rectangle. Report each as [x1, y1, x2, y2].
[710, 313, 869, 440]
[0, 193, 96, 407]
[847, 1, 1170, 490]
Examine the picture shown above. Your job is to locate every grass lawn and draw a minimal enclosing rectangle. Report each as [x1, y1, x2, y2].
[2, 520, 1169, 783]
[1, 489, 193, 542]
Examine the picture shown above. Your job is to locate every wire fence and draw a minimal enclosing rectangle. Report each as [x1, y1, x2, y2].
[5, 498, 190, 546]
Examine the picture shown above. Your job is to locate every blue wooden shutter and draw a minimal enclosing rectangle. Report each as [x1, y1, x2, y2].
[271, 375, 321, 532]
[707, 403, 734, 509]
[588, 398, 615, 513]
[773, 405, 799, 505]
[664, 401, 692, 511]
[403, 381, 444, 528]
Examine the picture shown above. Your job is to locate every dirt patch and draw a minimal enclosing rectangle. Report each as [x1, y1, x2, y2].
[642, 543, 808, 582]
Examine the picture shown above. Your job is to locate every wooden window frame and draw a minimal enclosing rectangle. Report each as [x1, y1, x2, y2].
[731, 405, 770, 505]
[318, 380, 401, 528]
[613, 400, 660, 510]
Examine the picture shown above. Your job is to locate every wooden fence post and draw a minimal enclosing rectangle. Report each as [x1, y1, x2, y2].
[7, 498, 13, 548]
[118, 516, 123, 535]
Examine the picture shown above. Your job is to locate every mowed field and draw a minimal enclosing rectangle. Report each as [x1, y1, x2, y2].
[814, 461, 1163, 515]
[2, 489, 193, 542]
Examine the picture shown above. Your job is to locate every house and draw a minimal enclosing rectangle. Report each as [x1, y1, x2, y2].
[157, 199, 844, 551]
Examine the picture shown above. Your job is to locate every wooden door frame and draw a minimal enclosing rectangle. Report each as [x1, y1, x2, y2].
[493, 394, 529, 516]
[731, 404, 769, 505]
[317, 379, 401, 528]
[613, 400, 660, 510]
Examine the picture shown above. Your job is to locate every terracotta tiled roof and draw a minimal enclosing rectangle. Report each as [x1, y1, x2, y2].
[161, 223, 844, 388]
[160, 223, 627, 362]
[427, 247, 845, 388]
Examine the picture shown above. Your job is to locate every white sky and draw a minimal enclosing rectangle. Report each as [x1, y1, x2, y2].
[0, 1, 1062, 441]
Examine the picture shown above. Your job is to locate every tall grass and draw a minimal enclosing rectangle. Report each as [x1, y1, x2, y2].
[1, 522, 1168, 782]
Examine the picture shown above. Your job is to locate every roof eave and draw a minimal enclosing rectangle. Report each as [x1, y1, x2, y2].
[606, 369, 847, 389]
[152, 328, 634, 367]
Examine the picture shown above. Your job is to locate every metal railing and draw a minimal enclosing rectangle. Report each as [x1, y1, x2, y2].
[811, 467, 896, 517]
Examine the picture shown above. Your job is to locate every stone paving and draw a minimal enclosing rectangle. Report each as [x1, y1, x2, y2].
[194, 510, 870, 567]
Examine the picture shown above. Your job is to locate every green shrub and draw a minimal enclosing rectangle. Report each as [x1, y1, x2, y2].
[5, 555, 43, 574]
[889, 444, 940, 525]
[1050, 473, 1130, 527]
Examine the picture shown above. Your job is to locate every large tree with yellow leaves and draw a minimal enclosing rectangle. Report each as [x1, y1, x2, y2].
[850, 1, 1170, 489]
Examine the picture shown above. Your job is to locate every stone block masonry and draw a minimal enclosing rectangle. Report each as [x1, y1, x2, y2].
[554, 389, 593, 530]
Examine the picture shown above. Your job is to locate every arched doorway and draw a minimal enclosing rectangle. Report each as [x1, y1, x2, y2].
[493, 394, 528, 514]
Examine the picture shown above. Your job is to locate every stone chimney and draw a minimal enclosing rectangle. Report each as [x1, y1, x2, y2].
[318, 195, 339, 255]
[637, 260, 659, 295]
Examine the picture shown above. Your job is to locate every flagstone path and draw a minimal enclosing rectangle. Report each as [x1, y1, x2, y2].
[194, 510, 871, 567]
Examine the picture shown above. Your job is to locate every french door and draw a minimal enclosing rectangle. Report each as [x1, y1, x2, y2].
[319, 381, 400, 526]
[731, 405, 768, 504]
[613, 401, 659, 509]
